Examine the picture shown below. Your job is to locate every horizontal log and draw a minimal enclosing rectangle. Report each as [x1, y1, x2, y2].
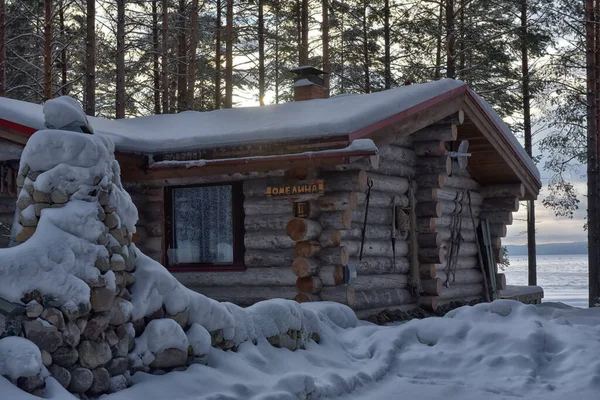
[418, 215, 479, 233]
[243, 179, 270, 197]
[480, 184, 525, 199]
[244, 249, 295, 268]
[353, 274, 409, 290]
[292, 257, 321, 277]
[481, 197, 520, 212]
[490, 236, 502, 249]
[375, 160, 416, 178]
[418, 247, 444, 264]
[437, 227, 477, 242]
[419, 296, 439, 311]
[490, 223, 507, 238]
[319, 285, 356, 306]
[421, 278, 443, 296]
[420, 264, 437, 279]
[318, 246, 350, 266]
[294, 293, 322, 303]
[443, 175, 480, 191]
[438, 200, 480, 217]
[366, 172, 409, 195]
[355, 257, 410, 275]
[389, 135, 414, 147]
[352, 287, 414, 311]
[415, 174, 445, 189]
[441, 241, 479, 257]
[416, 201, 442, 218]
[496, 273, 507, 290]
[416, 187, 483, 205]
[320, 156, 379, 173]
[317, 192, 358, 212]
[434, 256, 479, 271]
[418, 232, 441, 248]
[356, 191, 409, 208]
[439, 283, 484, 300]
[245, 231, 295, 250]
[416, 156, 452, 176]
[319, 225, 394, 248]
[414, 141, 447, 157]
[296, 276, 323, 294]
[319, 211, 352, 230]
[323, 170, 368, 193]
[319, 265, 345, 286]
[176, 268, 296, 287]
[245, 214, 293, 231]
[413, 124, 458, 142]
[354, 303, 418, 319]
[344, 239, 410, 259]
[192, 286, 297, 307]
[437, 269, 484, 285]
[295, 240, 322, 257]
[478, 211, 513, 225]
[287, 218, 322, 241]
[244, 197, 292, 215]
[377, 145, 417, 166]
[435, 110, 464, 125]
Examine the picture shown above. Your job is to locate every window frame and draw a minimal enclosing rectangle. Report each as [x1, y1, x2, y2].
[164, 182, 246, 272]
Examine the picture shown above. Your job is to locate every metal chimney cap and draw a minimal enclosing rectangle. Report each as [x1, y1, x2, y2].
[289, 66, 327, 76]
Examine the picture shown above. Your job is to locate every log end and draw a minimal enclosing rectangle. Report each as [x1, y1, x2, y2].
[294, 292, 319, 303]
[292, 257, 314, 278]
[419, 296, 439, 311]
[286, 218, 306, 241]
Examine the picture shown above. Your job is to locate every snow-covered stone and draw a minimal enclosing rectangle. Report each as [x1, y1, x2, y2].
[41, 308, 65, 331]
[48, 364, 70, 389]
[25, 301, 43, 319]
[0, 337, 44, 380]
[149, 348, 188, 369]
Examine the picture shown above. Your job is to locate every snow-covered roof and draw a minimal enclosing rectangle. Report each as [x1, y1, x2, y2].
[0, 79, 540, 187]
[0, 80, 463, 154]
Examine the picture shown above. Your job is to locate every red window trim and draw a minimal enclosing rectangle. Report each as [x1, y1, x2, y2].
[164, 182, 246, 272]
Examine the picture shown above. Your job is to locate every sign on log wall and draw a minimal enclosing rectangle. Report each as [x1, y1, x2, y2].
[266, 179, 324, 198]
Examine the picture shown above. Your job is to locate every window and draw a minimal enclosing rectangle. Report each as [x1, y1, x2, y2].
[166, 183, 244, 270]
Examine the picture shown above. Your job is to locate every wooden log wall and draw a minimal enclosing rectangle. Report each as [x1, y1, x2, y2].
[0, 193, 16, 248]
[317, 139, 416, 314]
[478, 183, 524, 291]
[413, 124, 489, 305]
[128, 186, 165, 263]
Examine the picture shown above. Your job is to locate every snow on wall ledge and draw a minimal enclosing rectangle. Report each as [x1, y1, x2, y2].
[0, 98, 354, 399]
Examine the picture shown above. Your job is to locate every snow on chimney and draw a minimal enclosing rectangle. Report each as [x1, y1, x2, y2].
[290, 66, 328, 101]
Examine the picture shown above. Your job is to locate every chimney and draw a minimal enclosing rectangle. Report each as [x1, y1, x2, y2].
[290, 66, 328, 101]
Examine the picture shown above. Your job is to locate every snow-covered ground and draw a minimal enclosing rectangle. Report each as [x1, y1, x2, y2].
[3, 300, 599, 400]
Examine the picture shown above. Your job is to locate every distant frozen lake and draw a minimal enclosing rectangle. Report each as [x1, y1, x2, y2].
[503, 254, 588, 308]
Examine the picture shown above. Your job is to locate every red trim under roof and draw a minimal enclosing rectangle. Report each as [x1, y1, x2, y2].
[0, 118, 37, 136]
[348, 84, 468, 141]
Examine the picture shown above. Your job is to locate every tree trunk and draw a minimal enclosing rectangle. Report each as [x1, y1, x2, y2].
[58, 0, 67, 95]
[116, 0, 126, 118]
[83, 1, 96, 109]
[0, 0, 4, 97]
[215, 0, 222, 108]
[187, 0, 199, 109]
[274, 2, 280, 103]
[434, 0, 443, 80]
[299, 0, 309, 65]
[44, 0, 53, 101]
[521, 0, 536, 286]
[161, 0, 169, 113]
[177, 0, 187, 112]
[362, 0, 370, 93]
[322, 0, 329, 96]
[588, 0, 600, 307]
[152, 0, 161, 114]
[445, 0, 455, 78]
[225, 0, 233, 108]
[258, 0, 265, 105]
[384, 0, 391, 89]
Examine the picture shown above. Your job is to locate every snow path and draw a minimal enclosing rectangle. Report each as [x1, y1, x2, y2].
[5, 300, 598, 400]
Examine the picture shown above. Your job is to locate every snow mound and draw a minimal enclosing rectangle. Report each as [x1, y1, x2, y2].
[0, 337, 45, 380]
[186, 324, 211, 356]
[104, 301, 600, 400]
[43, 96, 94, 134]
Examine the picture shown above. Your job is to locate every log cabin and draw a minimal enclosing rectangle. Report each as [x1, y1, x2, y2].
[0, 70, 542, 317]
